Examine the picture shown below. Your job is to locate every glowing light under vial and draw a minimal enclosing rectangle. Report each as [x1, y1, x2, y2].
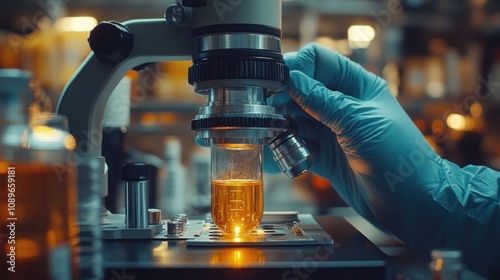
[234, 227, 241, 236]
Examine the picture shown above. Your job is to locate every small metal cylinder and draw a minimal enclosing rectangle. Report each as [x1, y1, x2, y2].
[167, 220, 181, 236]
[125, 180, 148, 228]
[148, 209, 162, 225]
[172, 217, 185, 232]
[121, 163, 151, 229]
[174, 213, 187, 224]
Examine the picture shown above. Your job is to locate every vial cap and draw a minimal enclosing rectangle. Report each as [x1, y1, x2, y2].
[121, 162, 151, 181]
[164, 136, 182, 160]
[0, 69, 34, 121]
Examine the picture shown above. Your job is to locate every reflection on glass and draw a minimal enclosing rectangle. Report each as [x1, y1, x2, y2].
[209, 248, 266, 268]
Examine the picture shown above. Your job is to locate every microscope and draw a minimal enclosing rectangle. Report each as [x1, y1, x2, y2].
[57, 0, 327, 245]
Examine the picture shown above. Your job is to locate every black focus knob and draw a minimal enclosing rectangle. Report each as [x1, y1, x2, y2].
[88, 21, 134, 65]
[182, 0, 207, 7]
[121, 162, 151, 182]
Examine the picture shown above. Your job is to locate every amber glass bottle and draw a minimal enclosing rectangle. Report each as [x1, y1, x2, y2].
[0, 69, 79, 280]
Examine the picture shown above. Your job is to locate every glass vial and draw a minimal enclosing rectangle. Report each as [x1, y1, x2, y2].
[211, 144, 263, 235]
[0, 70, 79, 280]
[160, 136, 186, 216]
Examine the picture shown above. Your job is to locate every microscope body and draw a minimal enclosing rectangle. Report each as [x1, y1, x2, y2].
[56, 0, 313, 237]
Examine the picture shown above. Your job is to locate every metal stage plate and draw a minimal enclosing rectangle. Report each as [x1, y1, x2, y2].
[186, 213, 334, 247]
[101, 211, 334, 248]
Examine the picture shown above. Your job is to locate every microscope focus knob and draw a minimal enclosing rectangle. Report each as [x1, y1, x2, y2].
[88, 21, 134, 65]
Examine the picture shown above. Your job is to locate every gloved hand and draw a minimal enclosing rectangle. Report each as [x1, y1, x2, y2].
[268, 43, 500, 276]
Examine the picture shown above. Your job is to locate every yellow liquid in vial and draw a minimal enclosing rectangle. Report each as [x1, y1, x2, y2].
[211, 180, 263, 235]
[0, 161, 78, 280]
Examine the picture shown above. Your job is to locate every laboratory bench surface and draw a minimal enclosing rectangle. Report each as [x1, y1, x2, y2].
[102, 209, 486, 280]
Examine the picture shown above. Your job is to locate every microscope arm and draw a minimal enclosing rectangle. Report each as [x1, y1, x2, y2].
[57, 19, 192, 158]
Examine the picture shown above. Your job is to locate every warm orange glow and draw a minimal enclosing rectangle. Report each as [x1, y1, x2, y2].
[424, 136, 443, 155]
[140, 113, 177, 126]
[140, 113, 157, 126]
[413, 118, 427, 133]
[19, 125, 76, 150]
[210, 248, 266, 268]
[431, 119, 446, 131]
[446, 114, 475, 131]
[0, 161, 8, 172]
[447, 114, 466, 130]
[470, 102, 483, 118]
[211, 180, 263, 235]
[220, 143, 255, 150]
[55, 17, 98, 32]
[434, 258, 443, 271]
[428, 39, 447, 55]
[15, 238, 40, 259]
[151, 241, 173, 263]
[63, 134, 76, 151]
[311, 174, 330, 190]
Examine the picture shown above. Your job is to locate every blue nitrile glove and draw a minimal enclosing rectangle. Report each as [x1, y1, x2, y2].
[268, 43, 500, 276]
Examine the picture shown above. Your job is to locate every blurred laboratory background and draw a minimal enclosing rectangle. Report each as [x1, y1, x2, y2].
[1, 0, 500, 216]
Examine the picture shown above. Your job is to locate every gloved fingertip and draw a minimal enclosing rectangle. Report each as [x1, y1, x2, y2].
[289, 70, 320, 99]
[287, 70, 351, 129]
[194, 136, 209, 148]
[283, 51, 297, 61]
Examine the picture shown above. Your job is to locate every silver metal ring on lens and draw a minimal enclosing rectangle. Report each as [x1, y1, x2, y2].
[194, 33, 281, 53]
[194, 86, 288, 144]
[198, 87, 278, 116]
[208, 87, 265, 105]
[198, 105, 279, 116]
[194, 79, 284, 94]
[197, 128, 283, 145]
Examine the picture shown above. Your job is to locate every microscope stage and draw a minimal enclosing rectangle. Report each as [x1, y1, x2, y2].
[101, 211, 334, 248]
